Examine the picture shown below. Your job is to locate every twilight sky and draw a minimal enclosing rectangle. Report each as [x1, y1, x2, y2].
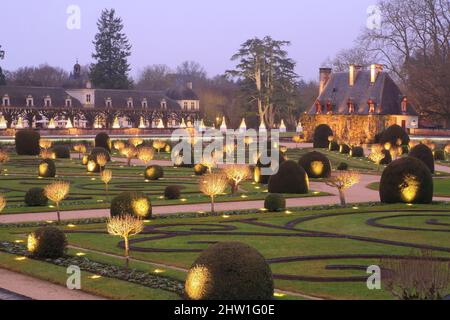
[0, 0, 378, 81]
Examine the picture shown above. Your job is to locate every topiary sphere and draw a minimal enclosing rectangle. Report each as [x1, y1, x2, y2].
[380, 124, 410, 146]
[379, 157, 433, 204]
[90, 147, 111, 162]
[380, 149, 392, 165]
[409, 144, 435, 173]
[254, 153, 286, 185]
[52, 145, 71, 159]
[337, 162, 348, 171]
[145, 165, 164, 180]
[298, 151, 331, 179]
[268, 160, 309, 194]
[350, 146, 364, 157]
[194, 163, 208, 176]
[15, 130, 41, 155]
[38, 159, 56, 178]
[185, 242, 274, 300]
[313, 124, 333, 148]
[25, 188, 48, 207]
[110, 191, 152, 218]
[264, 194, 286, 212]
[27, 226, 67, 258]
[329, 141, 339, 151]
[95, 132, 112, 153]
[339, 144, 351, 154]
[434, 150, 446, 161]
[164, 185, 181, 200]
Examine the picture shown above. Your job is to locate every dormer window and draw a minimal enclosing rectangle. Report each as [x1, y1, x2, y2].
[127, 97, 133, 108]
[26, 95, 34, 107]
[401, 97, 408, 113]
[105, 97, 112, 108]
[315, 100, 322, 114]
[191, 101, 195, 110]
[161, 99, 167, 110]
[183, 101, 188, 110]
[65, 97, 72, 108]
[347, 98, 354, 113]
[2, 95, 9, 107]
[142, 98, 148, 108]
[326, 99, 332, 114]
[368, 99, 375, 113]
[86, 94, 91, 103]
[44, 95, 52, 107]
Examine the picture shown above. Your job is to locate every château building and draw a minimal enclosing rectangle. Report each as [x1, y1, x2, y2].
[301, 64, 419, 144]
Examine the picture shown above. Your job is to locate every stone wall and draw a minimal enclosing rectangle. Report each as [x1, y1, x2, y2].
[300, 114, 397, 144]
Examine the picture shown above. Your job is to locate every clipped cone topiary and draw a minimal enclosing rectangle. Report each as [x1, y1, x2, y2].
[38, 159, 56, 178]
[110, 191, 152, 218]
[95, 132, 112, 153]
[329, 140, 339, 151]
[350, 146, 364, 157]
[15, 130, 41, 155]
[268, 160, 309, 194]
[52, 145, 71, 159]
[145, 165, 164, 180]
[339, 144, 351, 154]
[185, 242, 274, 300]
[254, 153, 286, 185]
[380, 124, 410, 146]
[313, 124, 333, 149]
[409, 143, 435, 173]
[164, 185, 181, 200]
[298, 151, 331, 179]
[379, 157, 433, 204]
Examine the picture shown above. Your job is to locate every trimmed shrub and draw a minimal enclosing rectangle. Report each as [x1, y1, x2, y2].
[254, 153, 286, 185]
[15, 130, 40, 155]
[298, 151, 331, 179]
[86, 158, 100, 173]
[401, 145, 409, 155]
[145, 165, 164, 180]
[339, 144, 351, 154]
[164, 185, 181, 200]
[350, 146, 364, 157]
[329, 141, 339, 151]
[110, 191, 152, 218]
[337, 162, 348, 171]
[380, 124, 410, 146]
[52, 145, 71, 159]
[25, 188, 48, 207]
[380, 149, 392, 165]
[313, 124, 333, 149]
[90, 147, 111, 162]
[379, 157, 433, 204]
[82, 155, 89, 165]
[38, 159, 56, 178]
[268, 160, 309, 194]
[264, 194, 286, 212]
[434, 150, 446, 161]
[185, 242, 274, 300]
[28, 227, 67, 258]
[409, 144, 435, 173]
[194, 163, 208, 176]
[95, 132, 112, 153]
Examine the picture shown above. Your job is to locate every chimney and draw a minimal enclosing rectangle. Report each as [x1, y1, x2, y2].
[186, 82, 193, 90]
[319, 68, 332, 95]
[370, 64, 383, 84]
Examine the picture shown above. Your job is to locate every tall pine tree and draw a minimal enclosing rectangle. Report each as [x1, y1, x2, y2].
[0, 45, 6, 85]
[90, 9, 132, 89]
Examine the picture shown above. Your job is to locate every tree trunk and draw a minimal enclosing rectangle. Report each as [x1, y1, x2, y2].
[56, 202, 61, 224]
[231, 182, 238, 194]
[124, 237, 129, 269]
[338, 189, 346, 206]
[210, 195, 215, 213]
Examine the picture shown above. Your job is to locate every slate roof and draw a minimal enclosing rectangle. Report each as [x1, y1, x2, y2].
[166, 87, 199, 101]
[308, 70, 418, 116]
[0, 86, 82, 108]
[93, 89, 181, 110]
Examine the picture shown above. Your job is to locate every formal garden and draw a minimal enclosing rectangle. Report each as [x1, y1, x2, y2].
[0, 125, 449, 300]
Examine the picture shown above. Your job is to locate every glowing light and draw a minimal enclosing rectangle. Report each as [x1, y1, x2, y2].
[156, 119, 165, 129]
[87, 160, 98, 172]
[15, 256, 27, 261]
[285, 210, 292, 214]
[153, 268, 165, 273]
[185, 265, 211, 300]
[138, 116, 146, 129]
[311, 161, 324, 176]
[220, 116, 227, 133]
[90, 275, 101, 279]
[65, 118, 73, 129]
[46, 220, 54, 224]
[274, 292, 286, 298]
[76, 252, 86, 257]
[26, 233, 38, 253]
[241, 195, 248, 199]
[132, 198, 151, 217]
[0, 115, 6, 129]
[14, 240, 24, 243]
[279, 119, 286, 133]
[352, 206, 359, 210]
[259, 208, 268, 212]
[112, 116, 120, 129]
[47, 118, 56, 129]
[222, 215, 230, 218]
[399, 174, 420, 203]
[180, 198, 187, 202]
[67, 224, 76, 228]
[239, 118, 247, 133]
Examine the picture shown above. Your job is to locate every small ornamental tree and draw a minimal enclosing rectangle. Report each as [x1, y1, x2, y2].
[369, 144, 386, 171]
[96, 153, 109, 172]
[0, 194, 6, 213]
[107, 215, 144, 268]
[137, 146, 154, 165]
[325, 171, 360, 206]
[0, 149, 9, 174]
[199, 173, 228, 213]
[128, 137, 143, 148]
[121, 145, 137, 166]
[222, 164, 251, 194]
[153, 140, 166, 153]
[101, 169, 113, 200]
[39, 139, 52, 150]
[44, 181, 70, 223]
[73, 143, 87, 159]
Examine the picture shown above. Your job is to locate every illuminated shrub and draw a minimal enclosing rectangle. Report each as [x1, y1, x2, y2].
[380, 149, 392, 165]
[329, 140, 339, 151]
[144, 165, 164, 180]
[82, 155, 89, 165]
[409, 144, 435, 173]
[110, 191, 152, 218]
[264, 194, 286, 212]
[52, 145, 71, 159]
[90, 147, 111, 162]
[95, 132, 112, 153]
[38, 159, 56, 178]
[337, 162, 348, 171]
[185, 242, 274, 300]
[313, 124, 333, 149]
[254, 153, 286, 185]
[27, 226, 67, 258]
[24, 188, 48, 207]
[194, 164, 208, 176]
[164, 144, 171, 153]
[380, 124, 410, 146]
[350, 146, 364, 157]
[339, 144, 351, 154]
[298, 151, 331, 179]
[379, 157, 433, 204]
[164, 185, 181, 200]
[86, 158, 100, 173]
[15, 130, 41, 155]
[434, 150, 446, 161]
[268, 160, 308, 194]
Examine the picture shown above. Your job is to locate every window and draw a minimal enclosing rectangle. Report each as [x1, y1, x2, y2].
[127, 98, 133, 108]
[161, 100, 167, 110]
[26, 96, 34, 107]
[191, 101, 196, 110]
[368, 99, 375, 113]
[183, 101, 188, 110]
[65, 98, 72, 108]
[142, 99, 148, 108]
[2, 95, 9, 106]
[401, 97, 408, 113]
[44, 96, 52, 107]
[105, 98, 112, 108]
[86, 94, 91, 103]
[315, 100, 322, 114]
[347, 99, 354, 113]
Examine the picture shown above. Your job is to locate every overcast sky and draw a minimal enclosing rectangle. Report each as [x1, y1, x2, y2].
[0, 0, 378, 81]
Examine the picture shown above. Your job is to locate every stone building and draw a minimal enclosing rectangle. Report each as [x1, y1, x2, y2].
[301, 64, 419, 144]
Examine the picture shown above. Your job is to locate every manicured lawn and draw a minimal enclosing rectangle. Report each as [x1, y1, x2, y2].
[368, 178, 450, 197]
[2, 203, 448, 300]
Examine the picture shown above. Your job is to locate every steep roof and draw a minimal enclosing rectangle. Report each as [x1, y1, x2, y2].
[166, 87, 199, 101]
[308, 70, 418, 116]
[0, 86, 82, 108]
[93, 89, 181, 110]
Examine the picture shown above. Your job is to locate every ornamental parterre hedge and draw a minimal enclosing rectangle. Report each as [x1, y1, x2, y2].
[185, 242, 274, 300]
[409, 143, 435, 173]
